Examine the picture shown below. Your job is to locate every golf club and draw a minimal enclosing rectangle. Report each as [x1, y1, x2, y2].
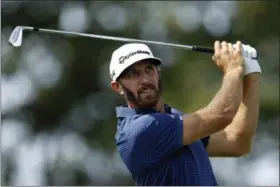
[9, 26, 214, 54]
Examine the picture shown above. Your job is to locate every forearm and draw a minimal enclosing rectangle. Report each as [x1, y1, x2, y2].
[208, 68, 243, 119]
[183, 68, 244, 144]
[224, 73, 260, 143]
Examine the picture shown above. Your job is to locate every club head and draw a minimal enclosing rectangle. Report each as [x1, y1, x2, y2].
[9, 26, 23, 47]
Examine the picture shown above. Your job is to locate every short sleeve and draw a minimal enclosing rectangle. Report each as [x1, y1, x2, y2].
[118, 113, 183, 174]
[171, 108, 210, 149]
[200, 136, 210, 148]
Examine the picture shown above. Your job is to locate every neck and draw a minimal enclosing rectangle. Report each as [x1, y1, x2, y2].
[127, 98, 165, 113]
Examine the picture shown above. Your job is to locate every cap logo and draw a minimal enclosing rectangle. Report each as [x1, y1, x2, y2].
[118, 50, 150, 64]
[111, 70, 116, 79]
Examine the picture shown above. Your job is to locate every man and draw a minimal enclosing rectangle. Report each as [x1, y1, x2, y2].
[109, 41, 261, 185]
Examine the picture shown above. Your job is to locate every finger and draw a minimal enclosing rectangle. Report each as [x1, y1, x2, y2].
[246, 45, 257, 59]
[234, 41, 242, 55]
[228, 43, 234, 52]
[232, 43, 236, 50]
[247, 45, 253, 57]
[214, 41, 221, 53]
[221, 41, 228, 52]
[243, 45, 250, 58]
[250, 46, 258, 59]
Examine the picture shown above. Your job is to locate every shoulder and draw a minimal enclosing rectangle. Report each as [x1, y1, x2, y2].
[129, 113, 177, 131]
[169, 106, 210, 147]
[119, 112, 181, 137]
[170, 107, 185, 116]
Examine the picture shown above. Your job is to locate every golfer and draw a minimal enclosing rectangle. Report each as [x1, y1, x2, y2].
[109, 41, 261, 185]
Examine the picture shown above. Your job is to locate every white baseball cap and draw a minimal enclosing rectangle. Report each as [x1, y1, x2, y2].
[109, 43, 162, 81]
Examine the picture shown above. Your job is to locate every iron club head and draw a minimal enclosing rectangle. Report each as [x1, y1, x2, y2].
[9, 26, 24, 47]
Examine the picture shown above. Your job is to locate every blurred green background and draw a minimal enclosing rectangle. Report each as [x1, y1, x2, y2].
[1, 1, 279, 186]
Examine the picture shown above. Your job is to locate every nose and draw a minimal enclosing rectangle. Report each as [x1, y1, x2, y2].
[139, 71, 150, 83]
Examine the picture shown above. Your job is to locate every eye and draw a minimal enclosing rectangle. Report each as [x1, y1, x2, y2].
[145, 65, 154, 73]
[126, 69, 137, 77]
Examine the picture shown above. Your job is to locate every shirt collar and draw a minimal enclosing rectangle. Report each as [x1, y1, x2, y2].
[116, 104, 172, 118]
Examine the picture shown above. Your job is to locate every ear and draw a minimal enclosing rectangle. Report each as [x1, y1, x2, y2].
[111, 81, 124, 95]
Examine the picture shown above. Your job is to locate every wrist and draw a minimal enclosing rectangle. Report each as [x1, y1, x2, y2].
[244, 58, 261, 76]
[225, 66, 244, 77]
[244, 73, 260, 82]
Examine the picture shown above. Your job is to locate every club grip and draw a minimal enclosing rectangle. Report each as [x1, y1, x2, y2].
[192, 46, 214, 54]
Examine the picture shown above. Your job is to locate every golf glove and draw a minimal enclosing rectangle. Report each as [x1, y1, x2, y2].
[233, 43, 261, 76]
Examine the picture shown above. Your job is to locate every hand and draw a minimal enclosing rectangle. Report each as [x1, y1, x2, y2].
[212, 41, 244, 74]
[232, 43, 261, 76]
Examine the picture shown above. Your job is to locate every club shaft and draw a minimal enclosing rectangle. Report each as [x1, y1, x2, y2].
[20, 26, 214, 53]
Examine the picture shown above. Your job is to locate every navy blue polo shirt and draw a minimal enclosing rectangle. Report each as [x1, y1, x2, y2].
[115, 104, 218, 186]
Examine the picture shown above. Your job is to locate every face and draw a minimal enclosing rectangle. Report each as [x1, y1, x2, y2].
[111, 60, 162, 109]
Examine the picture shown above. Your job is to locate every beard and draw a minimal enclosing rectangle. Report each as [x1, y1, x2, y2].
[120, 79, 162, 110]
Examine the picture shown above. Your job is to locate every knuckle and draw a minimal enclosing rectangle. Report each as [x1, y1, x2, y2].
[235, 47, 241, 52]
[214, 54, 221, 60]
[234, 50, 242, 56]
[221, 48, 228, 53]
[213, 53, 219, 58]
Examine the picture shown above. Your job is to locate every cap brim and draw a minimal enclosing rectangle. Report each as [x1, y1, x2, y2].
[113, 54, 162, 81]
